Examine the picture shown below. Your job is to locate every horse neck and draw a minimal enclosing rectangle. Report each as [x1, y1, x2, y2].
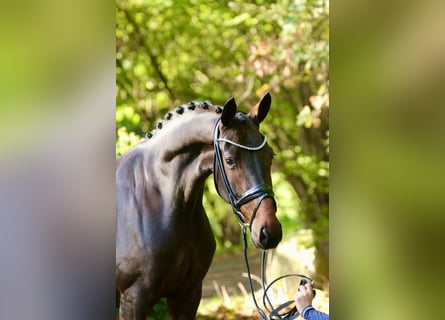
[145, 111, 219, 205]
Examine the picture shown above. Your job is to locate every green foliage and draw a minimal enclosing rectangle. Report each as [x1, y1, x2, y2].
[116, 125, 141, 156]
[116, 0, 329, 283]
[148, 298, 168, 320]
[272, 172, 304, 235]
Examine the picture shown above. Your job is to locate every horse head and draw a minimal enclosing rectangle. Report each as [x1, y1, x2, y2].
[214, 93, 282, 249]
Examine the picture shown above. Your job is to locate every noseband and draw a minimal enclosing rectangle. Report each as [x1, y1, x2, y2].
[213, 118, 275, 228]
[213, 117, 316, 319]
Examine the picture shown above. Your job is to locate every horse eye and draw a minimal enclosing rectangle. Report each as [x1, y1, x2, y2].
[225, 158, 236, 167]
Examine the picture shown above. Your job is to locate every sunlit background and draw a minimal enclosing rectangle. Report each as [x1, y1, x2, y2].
[1, 0, 444, 319]
[116, 0, 328, 317]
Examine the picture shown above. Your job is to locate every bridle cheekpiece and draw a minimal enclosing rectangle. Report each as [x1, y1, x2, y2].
[213, 116, 316, 320]
[213, 117, 276, 228]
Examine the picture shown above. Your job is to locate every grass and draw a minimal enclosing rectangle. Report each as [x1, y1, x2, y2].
[197, 284, 329, 319]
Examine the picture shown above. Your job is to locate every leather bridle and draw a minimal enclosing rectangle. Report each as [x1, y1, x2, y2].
[213, 117, 276, 228]
[213, 116, 317, 320]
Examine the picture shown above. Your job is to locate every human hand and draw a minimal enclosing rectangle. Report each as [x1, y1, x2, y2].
[294, 281, 315, 312]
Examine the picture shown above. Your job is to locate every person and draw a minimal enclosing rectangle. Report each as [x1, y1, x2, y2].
[294, 281, 329, 320]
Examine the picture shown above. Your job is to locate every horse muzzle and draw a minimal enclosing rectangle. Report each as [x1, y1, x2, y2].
[244, 197, 282, 249]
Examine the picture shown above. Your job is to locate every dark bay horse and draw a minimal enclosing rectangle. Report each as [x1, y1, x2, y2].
[116, 93, 282, 319]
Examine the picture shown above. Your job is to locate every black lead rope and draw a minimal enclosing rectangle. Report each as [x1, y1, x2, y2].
[213, 117, 315, 319]
[241, 226, 269, 320]
[241, 225, 316, 320]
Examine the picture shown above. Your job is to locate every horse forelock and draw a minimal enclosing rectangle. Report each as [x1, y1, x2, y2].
[220, 112, 266, 148]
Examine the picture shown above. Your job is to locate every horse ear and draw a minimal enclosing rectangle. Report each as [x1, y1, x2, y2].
[249, 92, 271, 125]
[221, 97, 237, 127]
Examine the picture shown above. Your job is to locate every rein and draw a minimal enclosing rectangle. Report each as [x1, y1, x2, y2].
[213, 117, 315, 320]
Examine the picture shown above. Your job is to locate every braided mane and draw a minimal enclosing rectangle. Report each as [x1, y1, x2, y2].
[145, 100, 223, 139]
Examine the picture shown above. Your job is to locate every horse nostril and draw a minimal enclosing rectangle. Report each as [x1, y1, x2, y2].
[259, 227, 269, 246]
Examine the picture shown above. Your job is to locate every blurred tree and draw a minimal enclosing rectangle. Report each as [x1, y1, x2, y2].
[116, 0, 329, 287]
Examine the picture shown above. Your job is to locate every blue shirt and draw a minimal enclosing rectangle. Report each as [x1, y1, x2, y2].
[301, 305, 329, 320]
